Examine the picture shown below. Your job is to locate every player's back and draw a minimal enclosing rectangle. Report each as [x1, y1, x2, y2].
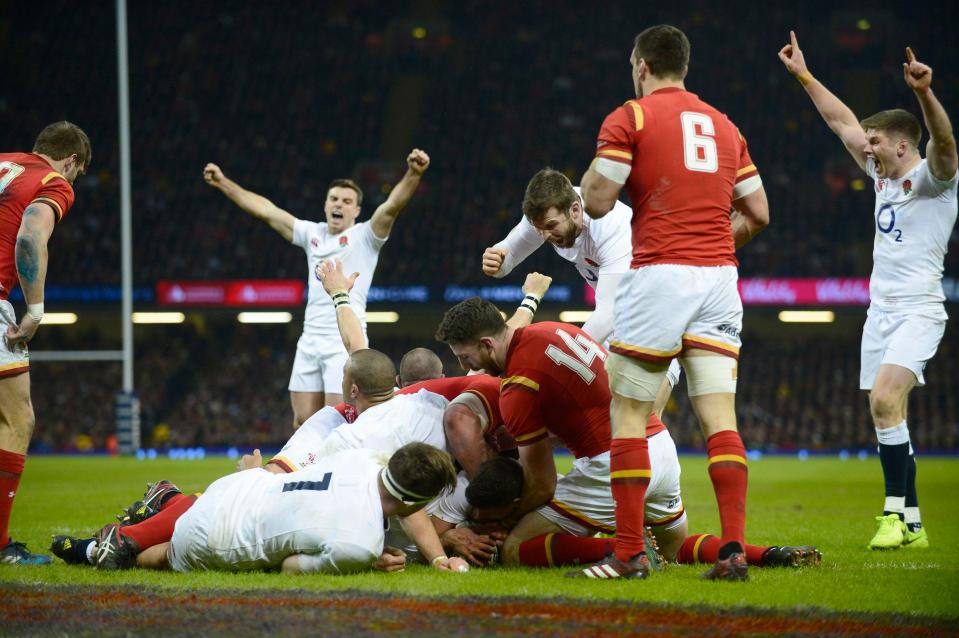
[0, 152, 75, 298]
[501, 322, 611, 458]
[601, 90, 756, 268]
[203, 449, 386, 571]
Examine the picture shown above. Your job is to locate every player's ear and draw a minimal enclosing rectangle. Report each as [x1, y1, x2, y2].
[395, 374, 402, 388]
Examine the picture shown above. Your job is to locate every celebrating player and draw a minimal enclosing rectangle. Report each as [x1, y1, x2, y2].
[578, 25, 770, 580]
[0, 121, 91, 565]
[203, 149, 430, 429]
[779, 33, 956, 550]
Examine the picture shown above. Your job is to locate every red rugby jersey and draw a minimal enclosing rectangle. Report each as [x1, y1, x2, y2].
[399, 374, 502, 433]
[595, 88, 758, 269]
[0, 153, 75, 299]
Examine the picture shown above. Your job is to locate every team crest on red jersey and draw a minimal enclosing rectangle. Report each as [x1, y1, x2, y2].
[339, 235, 349, 247]
[903, 179, 912, 195]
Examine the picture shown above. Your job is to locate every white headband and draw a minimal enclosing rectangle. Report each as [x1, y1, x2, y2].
[381, 465, 435, 506]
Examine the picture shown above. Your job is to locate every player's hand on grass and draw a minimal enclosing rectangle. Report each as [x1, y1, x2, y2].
[5, 314, 39, 348]
[903, 47, 932, 94]
[236, 449, 263, 471]
[440, 527, 498, 567]
[482, 247, 507, 276]
[407, 149, 430, 175]
[203, 163, 226, 188]
[373, 546, 407, 572]
[778, 30, 809, 77]
[316, 259, 359, 297]
[433, 555, 470, 573]
[522, 272, 552, 299]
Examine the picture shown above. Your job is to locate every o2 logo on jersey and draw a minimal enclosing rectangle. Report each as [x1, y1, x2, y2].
[876, 204, 902, 243]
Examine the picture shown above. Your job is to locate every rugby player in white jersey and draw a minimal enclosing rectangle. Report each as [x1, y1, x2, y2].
[780, 33, 957, 549]
[131, 444, 467, 574]
[482, 168, 682, 399]
[203, 149, 430, 429]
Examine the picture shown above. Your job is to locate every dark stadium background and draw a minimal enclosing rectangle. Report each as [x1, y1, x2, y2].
[2, 1, 956, 453]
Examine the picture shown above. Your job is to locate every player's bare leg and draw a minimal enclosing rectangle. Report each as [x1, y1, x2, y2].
[649, 516, 688, 562]
[868, 364, 922, 549]
[290, 391, 325, 430]
[501, 512, 564, 566]
[136, 542, 172, 570]
[0, 372, 50, 565]
[684, 349, 748, 580]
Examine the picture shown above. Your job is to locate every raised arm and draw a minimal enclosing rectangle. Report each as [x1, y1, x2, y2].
[203, 163, 296, 241]
[903, 47, 958, 180]
[6, 202, 57, 346]
[483, 217, 546, 278]
[315, 259, 366, 353]
[778, 31, 868, 170]
[506, 272, 552, 330]
[369, 149, 430, 239]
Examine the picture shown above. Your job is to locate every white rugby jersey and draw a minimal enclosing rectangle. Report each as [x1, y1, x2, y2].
[180, 449, 388, 573]
[866, 158, 958, 310]
[272, 404, 355, 472]
[493, 187, 632, 286]
[292, 219, 387, 336]
[311, 390, 450, 460]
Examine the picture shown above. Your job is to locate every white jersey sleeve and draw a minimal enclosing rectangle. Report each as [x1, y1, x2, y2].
[291, 218, 315, 249]
[582, 271, 623, 345]
[272, 406, 350, 472]
[429, 473, 472, 526]
[491, 216, 547, 278]
[289, 541, 381, 574]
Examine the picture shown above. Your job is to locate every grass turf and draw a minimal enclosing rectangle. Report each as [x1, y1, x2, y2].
[2, 454, 957, 619]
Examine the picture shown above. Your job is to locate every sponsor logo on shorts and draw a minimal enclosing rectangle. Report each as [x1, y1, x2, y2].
[717, 324, 740, 339]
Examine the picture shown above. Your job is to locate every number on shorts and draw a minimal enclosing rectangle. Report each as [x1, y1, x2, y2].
[282, 472, 332, 492]
[0, 161, 25, 194]
[680, 112, 718, 173]
[545, 328, 607, 385]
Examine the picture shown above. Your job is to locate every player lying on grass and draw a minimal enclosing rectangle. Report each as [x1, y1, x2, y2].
[53, 444, 470, 574]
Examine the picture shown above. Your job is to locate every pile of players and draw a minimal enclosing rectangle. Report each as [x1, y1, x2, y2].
[4, 24, 953, 578]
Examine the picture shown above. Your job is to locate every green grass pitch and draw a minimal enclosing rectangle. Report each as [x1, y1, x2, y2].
[2, 454, 957, 619]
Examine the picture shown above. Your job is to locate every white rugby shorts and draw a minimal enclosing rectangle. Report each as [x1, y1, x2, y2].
[288, 333, 350, 393]
[608, 265, 742, 364]
[860, 306, 947, 389]
[0, 300, 30, 378]
[537, 430, 684, 535]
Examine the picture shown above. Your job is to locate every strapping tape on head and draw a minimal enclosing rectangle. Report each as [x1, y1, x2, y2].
[382, 465, 435, 506]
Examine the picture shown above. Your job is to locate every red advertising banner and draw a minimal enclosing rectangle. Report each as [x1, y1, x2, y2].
[157, 281, 305, 306]
[583, 278, 871, 307]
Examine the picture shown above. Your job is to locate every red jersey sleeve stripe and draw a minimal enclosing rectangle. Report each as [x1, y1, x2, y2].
[628, 102, 644, 131]
[267, 456, 297, 473]
[597, 149, 633, 163]
[40, 171, 64, 185]
[30, 197, 63, 221]
[514, 427, 548, 444]
[465, 389, 495, 432]
[500, 375, 540, 392]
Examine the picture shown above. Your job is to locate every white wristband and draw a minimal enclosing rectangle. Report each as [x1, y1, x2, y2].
[27, 303, 44, 322]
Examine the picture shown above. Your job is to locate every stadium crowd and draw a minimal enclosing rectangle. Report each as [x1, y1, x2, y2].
[28, 321, 957, 453]
[2, 2, 956, 452]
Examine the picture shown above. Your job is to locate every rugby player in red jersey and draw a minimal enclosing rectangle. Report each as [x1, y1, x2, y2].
[0, 122, 91, 565]
[578, 25, 770, 580]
